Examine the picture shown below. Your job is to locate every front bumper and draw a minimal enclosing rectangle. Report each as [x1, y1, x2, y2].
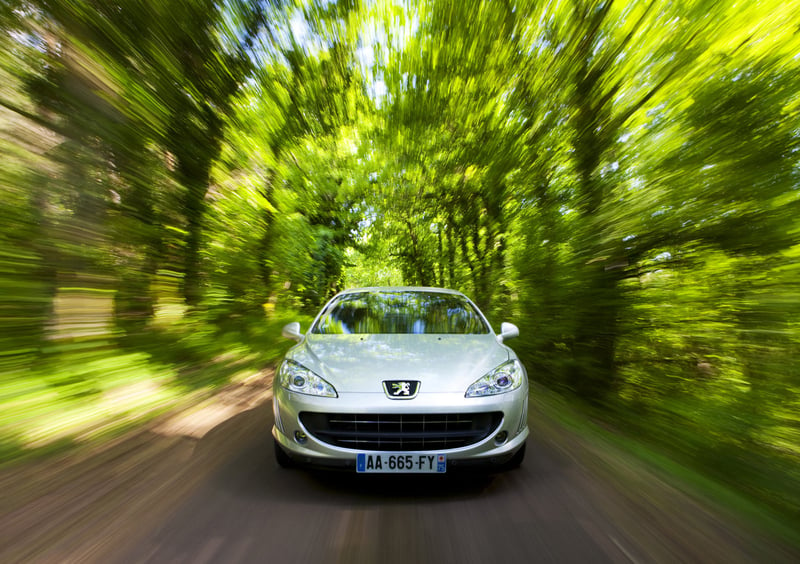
[272, 386, 529, 471]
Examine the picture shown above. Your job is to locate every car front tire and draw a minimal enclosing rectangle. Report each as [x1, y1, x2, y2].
[505, 442, 526, 470]
[274, 439, 293, 468]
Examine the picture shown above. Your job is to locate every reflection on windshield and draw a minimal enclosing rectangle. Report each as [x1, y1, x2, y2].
[312, 292, 489, 334]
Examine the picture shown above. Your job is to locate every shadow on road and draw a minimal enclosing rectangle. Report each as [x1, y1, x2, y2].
[196, 403, 547, 507]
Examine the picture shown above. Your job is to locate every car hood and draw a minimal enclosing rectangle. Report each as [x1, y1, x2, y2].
[288, 334, 511, 393]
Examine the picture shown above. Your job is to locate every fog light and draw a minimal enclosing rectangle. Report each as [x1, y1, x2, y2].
[495, 431, 508, 445]
[294, 431, 307, 444]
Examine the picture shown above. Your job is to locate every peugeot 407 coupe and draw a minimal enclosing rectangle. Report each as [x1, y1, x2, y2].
[273, 287, 529, 473]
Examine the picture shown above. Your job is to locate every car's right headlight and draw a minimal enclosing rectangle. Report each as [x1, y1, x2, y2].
[465, 360, 524, 397]
[279, 360, 338, 398]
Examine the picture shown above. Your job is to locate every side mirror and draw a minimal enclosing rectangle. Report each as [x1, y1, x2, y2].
[282, 322, 304, 343]
[496, 322, 519, 344]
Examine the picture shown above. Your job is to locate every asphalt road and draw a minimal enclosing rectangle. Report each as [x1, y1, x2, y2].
[115, 410, 620, 563]
[110, 402, 795, 564]
[4, 377, 795, 564]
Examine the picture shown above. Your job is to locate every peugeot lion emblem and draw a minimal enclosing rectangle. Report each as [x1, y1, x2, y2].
[383, 380, 420, 399]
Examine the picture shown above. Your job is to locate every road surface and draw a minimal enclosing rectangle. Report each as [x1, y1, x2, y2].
[2, 377, 796, 563]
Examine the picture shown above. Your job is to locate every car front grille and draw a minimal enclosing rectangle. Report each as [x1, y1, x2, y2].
[299, 412, 503, 451]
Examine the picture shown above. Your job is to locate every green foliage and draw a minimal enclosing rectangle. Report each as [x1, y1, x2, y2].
[0, 308, 310, 467]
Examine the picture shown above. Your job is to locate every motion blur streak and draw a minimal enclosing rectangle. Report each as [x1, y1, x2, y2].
[1, 0, 799, 560]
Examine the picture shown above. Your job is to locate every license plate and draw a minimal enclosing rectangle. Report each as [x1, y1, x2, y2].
[356, 453, 446, 473]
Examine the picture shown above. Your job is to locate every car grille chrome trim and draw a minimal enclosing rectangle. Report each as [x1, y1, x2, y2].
[299, 412, 503, 451]
[517, 397, 528, 434]
[273, 396, 285, 434]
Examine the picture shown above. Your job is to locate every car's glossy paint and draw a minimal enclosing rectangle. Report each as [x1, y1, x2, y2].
[292, 334, 511, 393]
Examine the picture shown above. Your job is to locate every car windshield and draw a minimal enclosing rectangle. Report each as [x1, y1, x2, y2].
[311, 291, 490, 335]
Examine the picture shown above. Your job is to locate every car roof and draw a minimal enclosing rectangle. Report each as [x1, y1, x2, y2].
[337, 286, 466, 296]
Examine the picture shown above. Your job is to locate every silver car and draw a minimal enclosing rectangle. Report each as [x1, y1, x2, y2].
[273, 287, 528, 473]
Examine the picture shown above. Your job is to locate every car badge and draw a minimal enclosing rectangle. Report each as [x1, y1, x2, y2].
[383, 380, 420, 399]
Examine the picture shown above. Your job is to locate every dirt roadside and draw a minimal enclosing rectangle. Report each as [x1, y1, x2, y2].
[0, 369, 275, 564]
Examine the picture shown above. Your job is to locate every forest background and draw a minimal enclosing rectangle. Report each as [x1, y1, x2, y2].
[1, 0, 799, 534]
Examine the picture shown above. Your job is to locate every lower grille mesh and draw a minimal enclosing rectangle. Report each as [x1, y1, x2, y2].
[299, 412, 503, 451]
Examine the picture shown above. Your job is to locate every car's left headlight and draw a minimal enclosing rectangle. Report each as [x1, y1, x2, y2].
[465, 360, 524, 397]
[279, 360, 338, 398]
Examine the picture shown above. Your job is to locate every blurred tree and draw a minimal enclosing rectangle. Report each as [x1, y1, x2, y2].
[9, 0, 270, 321]
[212, 0, 369, 311]
[156, 0, 266, 306]
[370, 0, 522, 313]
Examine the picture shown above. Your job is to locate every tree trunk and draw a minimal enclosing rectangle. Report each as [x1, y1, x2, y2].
[182, 183, 207, 307]
[569, 261, 624, 401]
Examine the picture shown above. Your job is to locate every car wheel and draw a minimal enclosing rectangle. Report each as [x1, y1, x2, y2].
[505, 442, 526, 470]
[274, 439, 293, 468]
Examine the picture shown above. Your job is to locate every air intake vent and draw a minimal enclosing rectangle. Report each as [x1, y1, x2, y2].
[299, 412, 503, 451]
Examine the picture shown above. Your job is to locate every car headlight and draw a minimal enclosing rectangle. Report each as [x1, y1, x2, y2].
[279, 360, 338, 398]
[465, 360, 524, 397]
